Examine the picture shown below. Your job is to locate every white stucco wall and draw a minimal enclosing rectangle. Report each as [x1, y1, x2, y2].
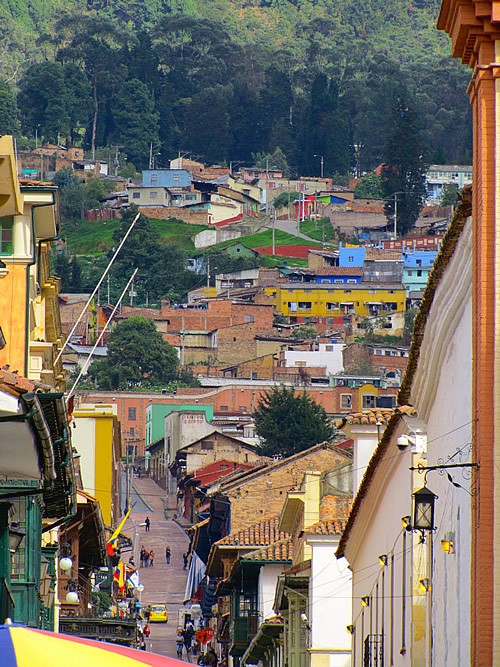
[258, 564, 284, 620]
[283, 344, 345, 375]
[410, 219, 472, 667]
[309, 538, 351, 667]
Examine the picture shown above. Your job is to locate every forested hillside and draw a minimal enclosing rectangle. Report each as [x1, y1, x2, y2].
[0, 0, 471, 175]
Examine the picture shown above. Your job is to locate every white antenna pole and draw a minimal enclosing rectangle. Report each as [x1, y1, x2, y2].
[66, 268, 138, 402]
[55, 212, 140, 365]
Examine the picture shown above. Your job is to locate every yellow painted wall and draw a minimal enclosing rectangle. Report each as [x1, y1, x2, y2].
[95, 416, 114, 526]
[0, 263, 28, 372]
[276, 285, 406, 318]
[73, 405, 120, 526]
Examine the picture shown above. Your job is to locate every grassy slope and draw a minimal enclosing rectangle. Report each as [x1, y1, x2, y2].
[63, 218, 210, 255]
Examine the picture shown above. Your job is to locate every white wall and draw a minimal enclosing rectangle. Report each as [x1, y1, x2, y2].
[258, 564, 284, 621]
[410, 219, 472, 667]
[309, 538, 351, 667]
[284, 343, 345, 375]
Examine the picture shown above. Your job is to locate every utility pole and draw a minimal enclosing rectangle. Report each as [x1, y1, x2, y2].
[149, 142, 154, 170]
[314, 154, 324, 179]
[394, 193, 398, 239]
[272, 208, 276, 255]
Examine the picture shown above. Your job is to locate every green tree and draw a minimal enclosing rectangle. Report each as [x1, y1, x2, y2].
[255, 385, 334, 457]
[53, 168, 84, 221]
[440, 183, 460, 207]
[354, 173, 384, 199]
[381, 102, 428, 236]
[0, 77, 19, 135]
[18, 62, 71, 141]
[88, 316, 178, 390]
[111, 78, 159, 169]
[253, 147, 291, 178]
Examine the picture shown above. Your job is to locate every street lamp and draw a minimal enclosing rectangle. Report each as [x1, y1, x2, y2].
[413, 485, 438, 533]
[314, 154, 324, 179]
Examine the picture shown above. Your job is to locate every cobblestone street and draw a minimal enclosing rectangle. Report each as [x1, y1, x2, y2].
[125, 476, 189, 658]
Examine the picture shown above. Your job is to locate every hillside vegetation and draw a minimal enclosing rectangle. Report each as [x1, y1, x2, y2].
[1, 0, 471, 178]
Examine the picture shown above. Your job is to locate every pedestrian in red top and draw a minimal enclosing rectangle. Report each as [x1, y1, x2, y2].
[149, 549, 154, 567]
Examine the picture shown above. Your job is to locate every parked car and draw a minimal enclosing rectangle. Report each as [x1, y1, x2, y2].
[149, 604, 168, 623]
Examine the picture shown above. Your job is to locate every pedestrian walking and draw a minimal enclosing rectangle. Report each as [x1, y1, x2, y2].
[129, 556, 135, 566]
[144, 623, 151, 638]
[183, 552, 189, 569]
[166, 546, 171, 563]
[149, 549, 155, 567]
[145, 516, 150, 532]
[144, 550, 150, 567]
[140, 546, 145, 567]
[182, 624, 194, 654]
[176, 630, 184, 659]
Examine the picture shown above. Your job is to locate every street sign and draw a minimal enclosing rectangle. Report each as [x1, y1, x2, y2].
[195, 628, 214, 645]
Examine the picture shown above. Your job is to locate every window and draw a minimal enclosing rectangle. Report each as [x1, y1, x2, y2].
[347, 279, 357, 284]
[341, 394, 352, 409]
[186, 194, 196, 201]
[416, 259, 422, 266]
[374, 349, 383, 355]
[150, 175, 158, 183]
[132, 192, 140, 199]
[344, 289, 352, 293]
[130, 427, 135, 436]
[417, 270, 422, 277]
[325, 345, 334, 351]
[150, 191, 158, 199]
[220, 405, 229, 411]
[294, 361, 306, 367]
[348, 256, 354, 263]
[0, 217, 14, 255]
[201, 440, 214, 450]
[334, 279, 343, 284]
[244, 315, 255, 323]
[408, 270, 412, 276]
[128, 407, 137, 421]
[298, 302, 312, 310]
[362, 394, 377, 409]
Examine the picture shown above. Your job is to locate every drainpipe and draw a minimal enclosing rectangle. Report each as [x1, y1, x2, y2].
[25, 195, 57, 377]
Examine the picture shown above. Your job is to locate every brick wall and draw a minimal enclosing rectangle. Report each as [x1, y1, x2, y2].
[160, 301, 274, 332]
[138, 206, 210, 225]
[80, 384, 399, 457]
[224, 444, 351, 532]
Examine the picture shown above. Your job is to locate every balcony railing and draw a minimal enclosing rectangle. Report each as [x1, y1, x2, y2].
[0, 578, 15, 621]
[229, 613, 260, 655]
[59, 617, 138, 647]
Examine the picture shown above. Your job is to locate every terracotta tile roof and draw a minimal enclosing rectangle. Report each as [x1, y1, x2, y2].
[335, 405, 416, 429]
[303, 519, 347, 535]
[319, 494, 352, 521]
[0, 370, 36, 396]
[242, 538, 293, 562]
[336, 188, 472, 559]
[217, 515, 288, 547]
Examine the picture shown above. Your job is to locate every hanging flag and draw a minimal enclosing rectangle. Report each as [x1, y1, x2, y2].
[107, 507, 131, 556]
[129, 570, 140, 589]
[113, 560, 126, 591]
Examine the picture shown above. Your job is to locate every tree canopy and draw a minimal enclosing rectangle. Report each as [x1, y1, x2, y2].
[88, 316, 179, 390]
[255, 385, 335, 457]
[1, 0, 472, 177]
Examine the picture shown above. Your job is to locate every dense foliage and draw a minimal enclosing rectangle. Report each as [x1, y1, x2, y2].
[1, 0, 471, 174]
[255, 385, 335, 456]
[88, 316, 179, 389]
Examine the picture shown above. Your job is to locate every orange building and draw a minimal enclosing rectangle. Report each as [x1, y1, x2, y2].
[438, 1, 500, 663]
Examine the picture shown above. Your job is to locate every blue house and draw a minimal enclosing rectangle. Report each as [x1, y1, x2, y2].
[142, 169, 193, 188]
[402, 250, 437, 296]
[338, 243, 366, 267]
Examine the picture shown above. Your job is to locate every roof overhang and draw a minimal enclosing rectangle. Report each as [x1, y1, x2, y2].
[241, 620, 284, 666]
[0, 136, 23, 217]
[23, 189, 59, 240]
[278, 491, 305, 533]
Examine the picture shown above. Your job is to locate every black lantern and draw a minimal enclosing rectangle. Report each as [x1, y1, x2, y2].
[413, 486, 438, 531]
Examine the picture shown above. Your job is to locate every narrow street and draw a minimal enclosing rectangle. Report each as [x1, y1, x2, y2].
[125, 475, 189, 658]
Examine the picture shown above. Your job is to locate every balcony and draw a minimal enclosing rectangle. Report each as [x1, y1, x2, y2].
[229, 613, 260, 656]
[0, 578, 15, 621]
[59, 617, 138, 647]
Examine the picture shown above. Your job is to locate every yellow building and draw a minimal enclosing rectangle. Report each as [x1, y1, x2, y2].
[71, 403, 122, 526]
[0, 136, 65, 389]
[275, 282, 406, 319]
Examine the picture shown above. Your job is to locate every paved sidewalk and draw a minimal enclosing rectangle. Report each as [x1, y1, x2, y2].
[125, 478, 190, 658]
